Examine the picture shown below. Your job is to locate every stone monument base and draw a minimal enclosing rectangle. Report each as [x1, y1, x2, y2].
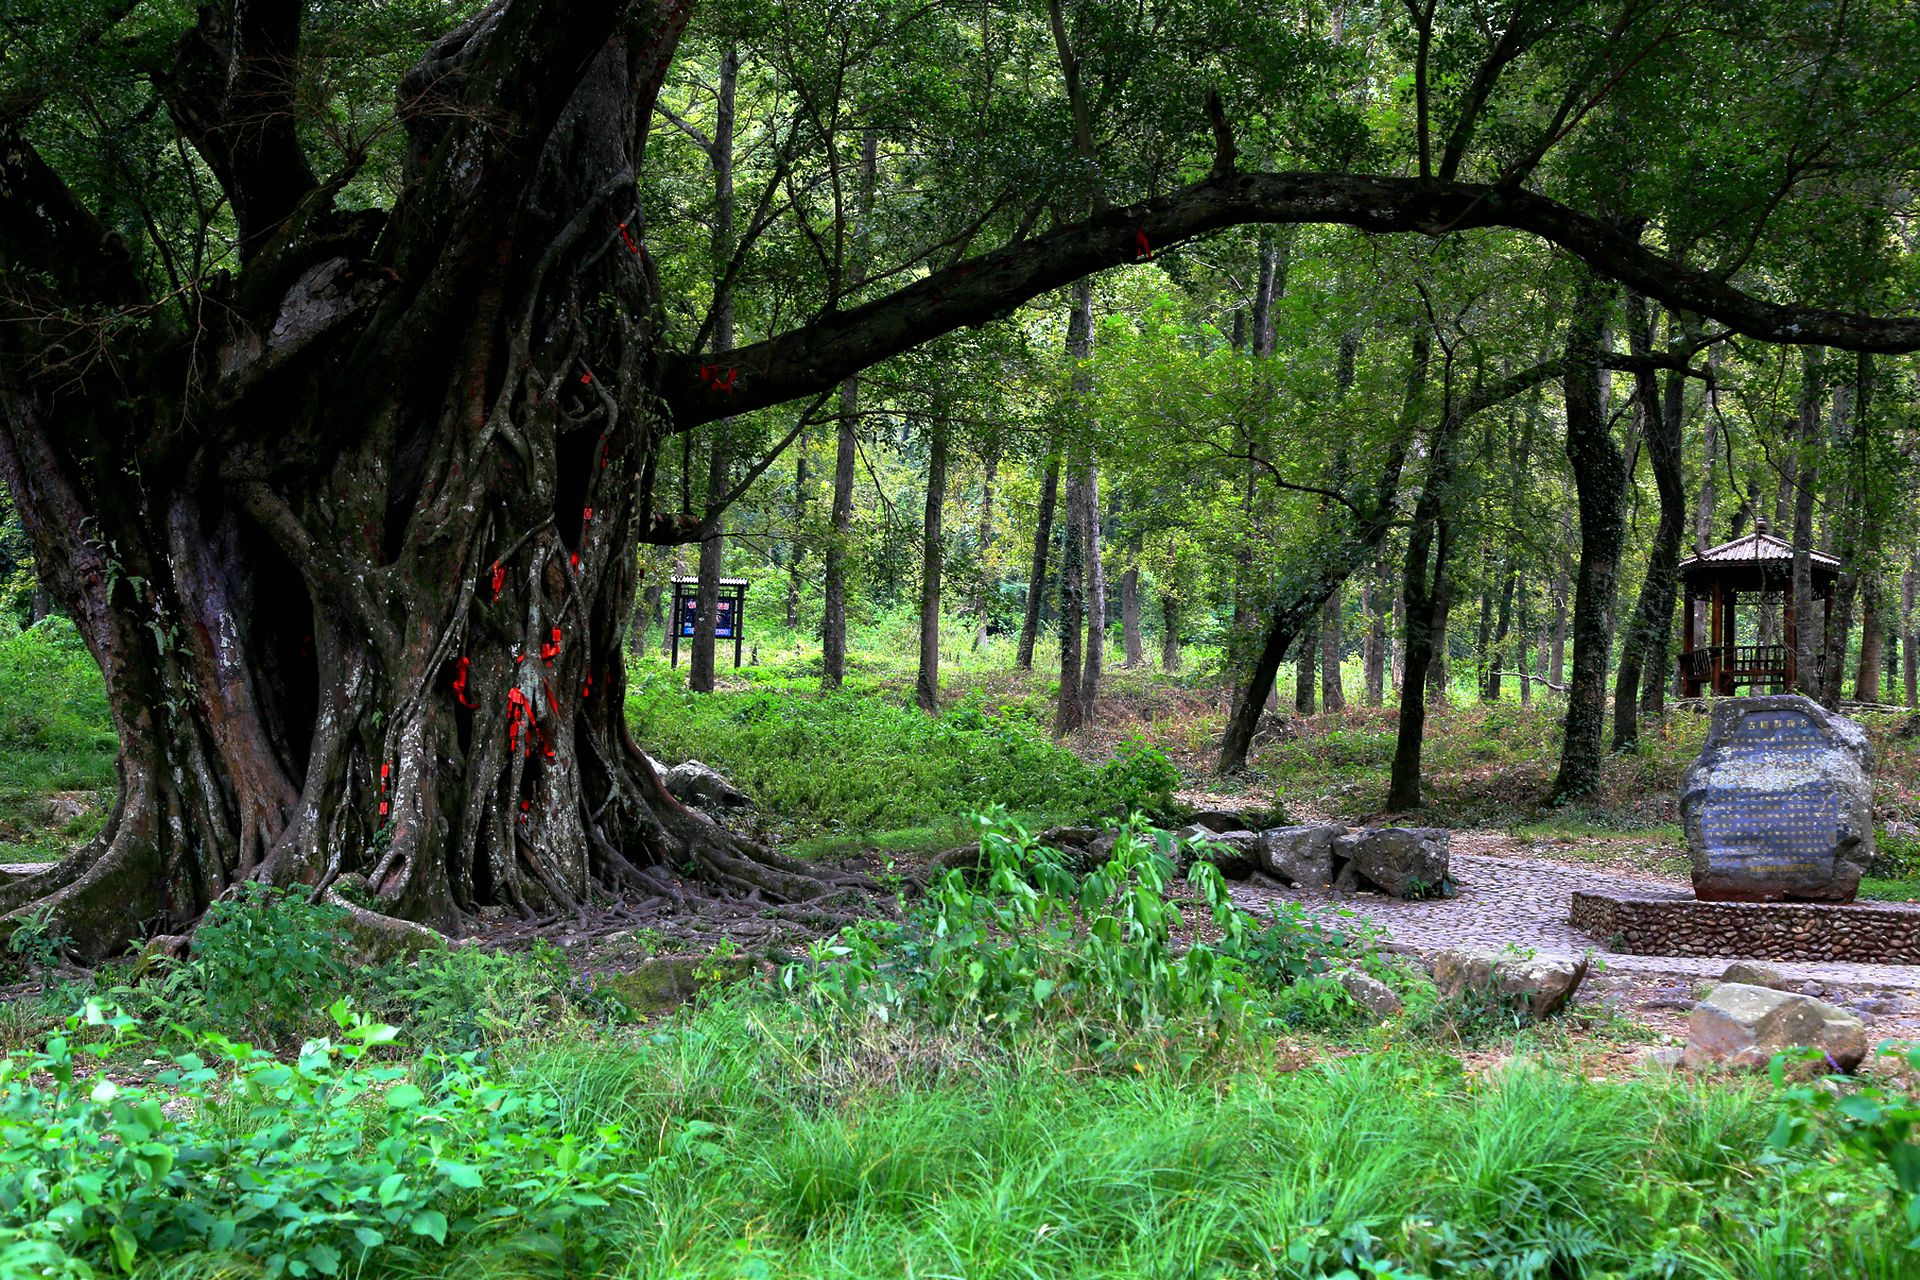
[1569, 890, 1920, 964]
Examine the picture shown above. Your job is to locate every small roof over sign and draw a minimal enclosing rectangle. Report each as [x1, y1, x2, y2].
[671, 576, 751, 588]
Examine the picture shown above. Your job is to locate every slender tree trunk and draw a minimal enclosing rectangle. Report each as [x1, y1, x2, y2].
[1017, 457, 1061, 670]
[820, 129, 877, 689]
[1823, 354, 1873, 707]
[1160, 594, 1180, 671]
[975, 446, 998, 647]
[1078, 460, 1104, 726]
[786, 449, 807, 629]
[1320, 588, 1346, 712]
[1294, 632, 1317, 714]
[1054, 280, 1095, 735]
[1905, 556, 1919, 708]
[1610, 297, 1687, 751]
[1549, 571, 1569, 693]
[916, 420, 947, 713]
[1485, 563, 1517, 702]
[1387, 404, 1465, 811]
[1362, 567, 1386, 707]
[1120, 526, 1144, 667]
[1791, 347, 1823, 698]
[1552, 276, 1625, 802]
[1217, 333, 1429, 774]
[688, 48, 739, 695]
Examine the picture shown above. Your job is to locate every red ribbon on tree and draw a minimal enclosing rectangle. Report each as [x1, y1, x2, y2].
[378, 760, 391, 821]
[490, 560, 504, 601]
[581, 671, 593, 700]
[1133, 226, 1152, 260]
[618, 222, 641, 256]
[541, 627, 562, 666]
[506, 688, 530, 756]
[452, 656, 475, 708]
[699, 364, 738, 395]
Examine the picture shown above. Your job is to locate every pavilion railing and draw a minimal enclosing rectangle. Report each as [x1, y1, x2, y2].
[1683, 643, 1818, 681]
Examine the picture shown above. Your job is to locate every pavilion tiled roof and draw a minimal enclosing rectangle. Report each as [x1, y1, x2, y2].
[1678, 522, 1841, 573]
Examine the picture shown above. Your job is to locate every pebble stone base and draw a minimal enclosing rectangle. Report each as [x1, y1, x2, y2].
[1569, 890, 1920, 964]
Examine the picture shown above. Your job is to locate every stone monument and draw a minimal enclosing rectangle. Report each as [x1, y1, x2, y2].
[1678, 694, 1873, 902]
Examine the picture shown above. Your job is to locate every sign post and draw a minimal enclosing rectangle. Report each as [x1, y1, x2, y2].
[670, 576, 748, 670]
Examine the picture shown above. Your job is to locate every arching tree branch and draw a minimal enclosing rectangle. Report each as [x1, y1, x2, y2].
[669, 170, 1919, 427]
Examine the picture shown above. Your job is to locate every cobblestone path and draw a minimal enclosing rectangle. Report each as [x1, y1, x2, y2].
[1231, 833, 1920, 1036]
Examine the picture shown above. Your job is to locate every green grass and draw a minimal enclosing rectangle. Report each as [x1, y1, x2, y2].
[625, 664, 1141, 839]
[13, 987, 1907, 1279]
[0, 618, 115, 862]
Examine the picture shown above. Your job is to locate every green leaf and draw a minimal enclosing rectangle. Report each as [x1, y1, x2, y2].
[385, 1083, 425, 1110]
[109, 1224, 137, 1274]
[409, 1209, 448, 1244]
[438, 1160, 484, 1189]
[352, 1227, 384, 1251]
[377, 1173, 407, 1206]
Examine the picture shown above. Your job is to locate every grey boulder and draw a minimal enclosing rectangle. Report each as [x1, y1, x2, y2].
[1255, 824, 1346, 888]
[1432, 947, 1588, 1019]
[1333, 967, 1403, 1019]
[1337, 827, 1451, 899]
[1182, 828, 1259, 881]
[662, 760, 751, 810]
[1719, 961, 1790, 990]
[1681, 982, 1867, 1074]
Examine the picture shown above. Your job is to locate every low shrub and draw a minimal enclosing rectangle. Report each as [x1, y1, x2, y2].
[182, 884, 355, 1047]
[0, 1002, 627, 1279]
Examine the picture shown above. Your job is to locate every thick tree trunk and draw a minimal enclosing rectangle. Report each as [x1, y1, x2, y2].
[0, 9, 869, 957]
[1610, 296, 1686, 751]
[916, 420, 947, 713]
[1552, 277, 1625, 802]
[1017, 457, 1061, 670]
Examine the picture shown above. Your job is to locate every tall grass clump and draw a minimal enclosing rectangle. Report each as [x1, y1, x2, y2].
[0, 616, 115, 800]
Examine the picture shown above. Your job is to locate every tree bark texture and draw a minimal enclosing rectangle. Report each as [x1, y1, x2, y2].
[1552, 277, 1625, 802]
[916, 420, 947, 713]
[820, 130, 878, 688]
[1017, 457, 1061, 670]
[1609, 295, 1686, 751]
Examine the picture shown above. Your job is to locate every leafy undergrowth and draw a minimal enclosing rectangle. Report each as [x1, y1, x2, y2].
[1, 819, 1917, 1277]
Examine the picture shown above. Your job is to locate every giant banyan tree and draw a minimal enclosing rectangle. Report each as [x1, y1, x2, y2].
[3, 0, 1917, 955]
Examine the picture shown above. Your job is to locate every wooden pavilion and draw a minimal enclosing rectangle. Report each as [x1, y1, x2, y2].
[1677, 518, 1841, 697]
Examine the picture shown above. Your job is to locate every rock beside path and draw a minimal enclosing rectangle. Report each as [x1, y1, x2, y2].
[1720, 961, 1790, 990]
[662, 760, 752, 811]
[1432, 947, 1588, 1019]
[1681, 982, 1867, 1073]
[1337, 828, 1452, 900]
[1256, 825, 1345, 889]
